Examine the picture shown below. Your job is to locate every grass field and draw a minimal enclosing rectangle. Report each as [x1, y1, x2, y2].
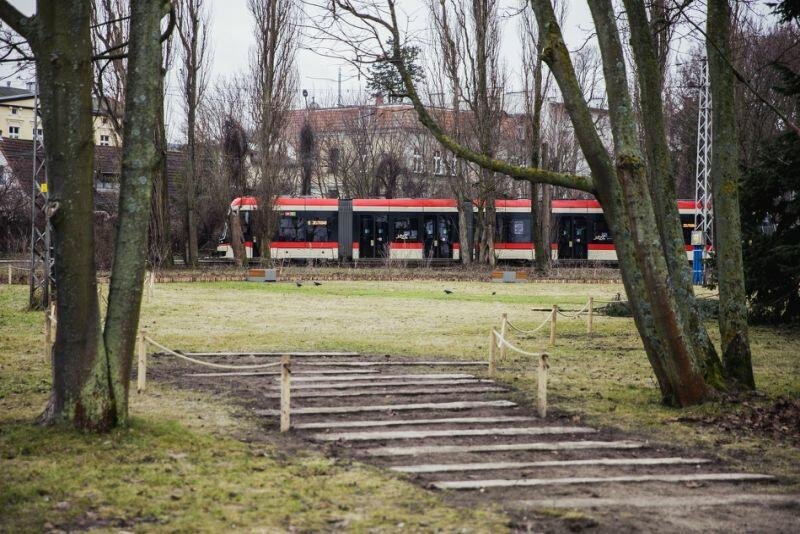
[2, 279, 799, 531]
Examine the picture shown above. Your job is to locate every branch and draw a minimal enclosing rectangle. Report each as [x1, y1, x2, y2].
[92, 3, 176, 61]
[334, 0, 595, 193]
[676, 2, 800, 138]
[0, 0, 34, 41]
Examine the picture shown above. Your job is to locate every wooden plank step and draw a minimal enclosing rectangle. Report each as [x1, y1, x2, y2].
[277, 379, 491, 390]
[391, 457, 711, 474]
[433, 473, 775, 490]
[366, 440, 644, 457]
[289, 373, 475, 382]
[186, 369, 380, 377]
[293, 416, 538, 430]
[313, 426, 597, 442]
[512, 494, 800, 509]
[263, 385, 507, 399]
[183, 351, 360, 357]
[256, 399, 516, 416]
[299, 361, 486, 367]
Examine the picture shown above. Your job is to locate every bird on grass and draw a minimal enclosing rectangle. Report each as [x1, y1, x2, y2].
[492, 291, 496, 296]
[296, 282, 303, 287]
[313, 281, 322, 286]
[444, 289, 453, 294]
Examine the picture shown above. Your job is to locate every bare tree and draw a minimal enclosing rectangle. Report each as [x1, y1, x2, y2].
[248, 0, 297, 261]
[176, 0, 210, 267]
[322, 0, 741, 406]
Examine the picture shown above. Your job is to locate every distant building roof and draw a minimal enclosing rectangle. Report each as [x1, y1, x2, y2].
[0, 138, 185, 213]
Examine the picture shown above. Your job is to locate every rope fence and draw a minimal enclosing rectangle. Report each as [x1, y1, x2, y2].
[136, 334, 293, 432]
[488, 327, 549, 417]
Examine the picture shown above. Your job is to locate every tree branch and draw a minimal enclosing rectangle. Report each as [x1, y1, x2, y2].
[0, 0, 34, 41]
[333, 0, 595, 193]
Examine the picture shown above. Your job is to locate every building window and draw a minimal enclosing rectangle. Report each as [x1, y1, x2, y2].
[411, 149, 423, 174]
[100, 134, 110, 146]
[96, 173, 119, 191]
[8, 126, 20, 139]
[34, 128, 43, 141]
[10, 107, 18, 115]
[433, 151, 444, 175]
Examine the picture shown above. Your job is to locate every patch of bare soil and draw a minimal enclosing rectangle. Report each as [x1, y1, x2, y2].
[680, 396, 800, 447]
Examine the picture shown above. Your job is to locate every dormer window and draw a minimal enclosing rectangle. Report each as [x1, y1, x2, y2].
[100, 134, 110, 146]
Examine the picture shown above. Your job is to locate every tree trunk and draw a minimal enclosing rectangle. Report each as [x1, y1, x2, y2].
[35, 0, 112, 430]
[623, 0, 725, 388]
[150, 57, 172, 268]
[532, 182, 551, 271]
[102, 0, 166, 425]
[707, 0, 755, 388]
[183, 10, 199, 268]
[230, 210, 246, 266]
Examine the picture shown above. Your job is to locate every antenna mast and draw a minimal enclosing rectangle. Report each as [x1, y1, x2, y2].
[28, 74, 53, 310]
[694, 59, 713, 248]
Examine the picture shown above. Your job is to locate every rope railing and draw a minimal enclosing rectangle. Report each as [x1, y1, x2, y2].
[488, 327, 550, 417]
[137, 334, 293, 432]
[557, 298, 592, 319]
[505, 312, 553, 335]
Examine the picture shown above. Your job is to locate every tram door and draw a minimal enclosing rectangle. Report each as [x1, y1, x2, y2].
[359, 214, 389, 258]
[423, 214, 455, 259]
[557, 216, 589, 260]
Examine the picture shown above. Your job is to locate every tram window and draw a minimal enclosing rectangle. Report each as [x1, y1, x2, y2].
[306, 211, 337, 242]
[591, 217, 613, 243]
[278, 214, 305, 241]
[497, 214, 531, 243]
[393, 216, 420, 242]
[239, 211, 254, 238]
[681, 214, 694, 245]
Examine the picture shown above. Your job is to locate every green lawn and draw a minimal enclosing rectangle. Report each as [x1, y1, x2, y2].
[2, 280, 799, 531]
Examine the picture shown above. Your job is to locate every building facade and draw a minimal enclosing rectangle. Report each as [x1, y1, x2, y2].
[0, 84, 120, 147]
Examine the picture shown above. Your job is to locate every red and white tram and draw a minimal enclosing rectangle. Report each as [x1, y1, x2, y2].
[216, 197, 699, 262]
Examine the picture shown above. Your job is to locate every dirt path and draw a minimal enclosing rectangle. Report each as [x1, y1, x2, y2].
[148, 352, 800, 533]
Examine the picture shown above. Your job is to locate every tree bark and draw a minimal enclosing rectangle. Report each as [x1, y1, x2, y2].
[33, 0, 113, 430]
[623, 0, 725, 388]
[707, 0, 755, 388]
[103, 0, 166, 425]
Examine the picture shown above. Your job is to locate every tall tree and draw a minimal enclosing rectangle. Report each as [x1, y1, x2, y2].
[177, 0, 210, 267]
[327, 0, 740, 406]
[706, 0, 754, 388]
[0, 0, 173, 430]
[248, 0, 297, 261]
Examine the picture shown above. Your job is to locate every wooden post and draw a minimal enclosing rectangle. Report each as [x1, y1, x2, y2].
[488, 330, 497, 377]
[280, 354, 291, 432]
[499, 313, 508, 360]
[549, 305, 558, 346]
[587, 297, 594, 335]
[7, 265, 11, 285]
[44, 303, 53, 358]
[538, 353, 549, 417]
[137, 332, 147, 393]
